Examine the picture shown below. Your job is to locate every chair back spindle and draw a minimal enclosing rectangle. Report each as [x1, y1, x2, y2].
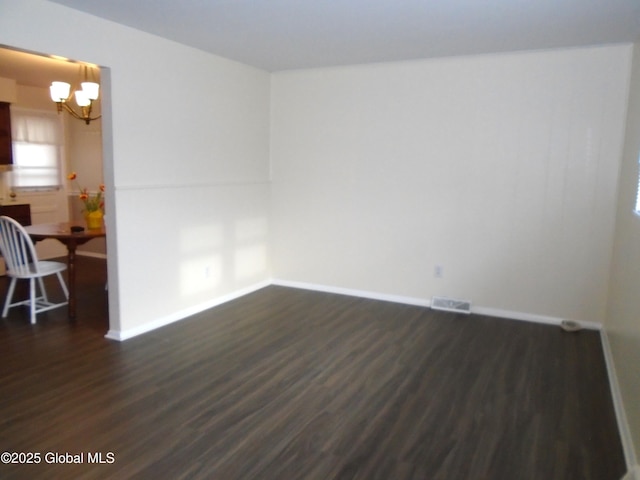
[0, 215, 68, 324]
[0, 217, 39, 277]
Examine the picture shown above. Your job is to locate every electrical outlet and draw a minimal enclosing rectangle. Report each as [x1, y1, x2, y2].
[204, 266, 210, 278]
[434, 265, 443, 278]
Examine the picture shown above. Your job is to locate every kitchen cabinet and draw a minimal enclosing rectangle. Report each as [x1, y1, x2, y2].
[0, 204, 31, 226]
[0, 203, 31, 276]
[0, 102, 12, 165]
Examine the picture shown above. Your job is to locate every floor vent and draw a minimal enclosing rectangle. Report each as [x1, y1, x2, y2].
[431, 296, 472, 314]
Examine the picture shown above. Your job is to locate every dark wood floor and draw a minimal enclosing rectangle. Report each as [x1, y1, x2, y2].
[0, 260, 627, 479]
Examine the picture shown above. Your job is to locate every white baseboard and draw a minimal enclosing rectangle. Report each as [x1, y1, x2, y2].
[620, 464, 640, 480]
[621, 466, 640, 480]
[104, 280, 271, 341]
[600, 329, 639, 477]
[271, 279, 601, 330]
[104, 278, 602, 342]
[106, 279, 430, 342]
[472, 306, 601, 330]
[271, 279, 429, 307]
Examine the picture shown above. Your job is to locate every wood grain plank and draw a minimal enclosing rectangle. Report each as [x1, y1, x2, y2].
[0, 263, 627, 479]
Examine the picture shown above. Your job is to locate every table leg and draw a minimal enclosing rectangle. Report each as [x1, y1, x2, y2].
[67, 244, 77, 320]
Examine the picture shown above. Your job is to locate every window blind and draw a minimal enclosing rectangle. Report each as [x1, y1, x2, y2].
[11, 108, 63, 190]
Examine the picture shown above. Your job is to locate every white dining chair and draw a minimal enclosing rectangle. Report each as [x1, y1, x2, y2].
[0, 216, 69, 324]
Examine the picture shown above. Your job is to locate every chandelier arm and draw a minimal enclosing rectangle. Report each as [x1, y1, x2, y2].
[58, 102, 101, 124]
[80, 104, 101, 124]
[83, 114, 102, 125]
[60, 102, 84, 121]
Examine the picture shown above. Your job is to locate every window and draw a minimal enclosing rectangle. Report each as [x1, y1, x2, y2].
[11, 109, 63, 190]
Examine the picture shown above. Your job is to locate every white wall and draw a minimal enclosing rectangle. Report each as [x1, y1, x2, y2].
[0, 2, 633, 339]
[607, 42, 640, 467]
[64, 88, 105, 256]
[66, 107, 103, 192]
[0, 0, 636, 458]
[0, 0, 272, 336]
[271, 45, 631, 325]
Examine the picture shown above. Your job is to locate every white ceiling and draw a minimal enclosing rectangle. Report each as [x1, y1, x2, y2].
[47, 0, 640, 71]
[1, 0, 639, 89]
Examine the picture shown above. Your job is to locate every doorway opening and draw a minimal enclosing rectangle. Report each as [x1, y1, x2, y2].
[0, 45, 114, 335]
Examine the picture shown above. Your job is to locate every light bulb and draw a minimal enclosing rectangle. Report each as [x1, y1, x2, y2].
[50, 81, 71, 102]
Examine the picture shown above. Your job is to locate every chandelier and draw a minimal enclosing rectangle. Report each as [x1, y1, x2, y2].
[49, 65, 101, 125]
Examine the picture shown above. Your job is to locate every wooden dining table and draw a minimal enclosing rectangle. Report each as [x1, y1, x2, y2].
[24, 222, 106, 320]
